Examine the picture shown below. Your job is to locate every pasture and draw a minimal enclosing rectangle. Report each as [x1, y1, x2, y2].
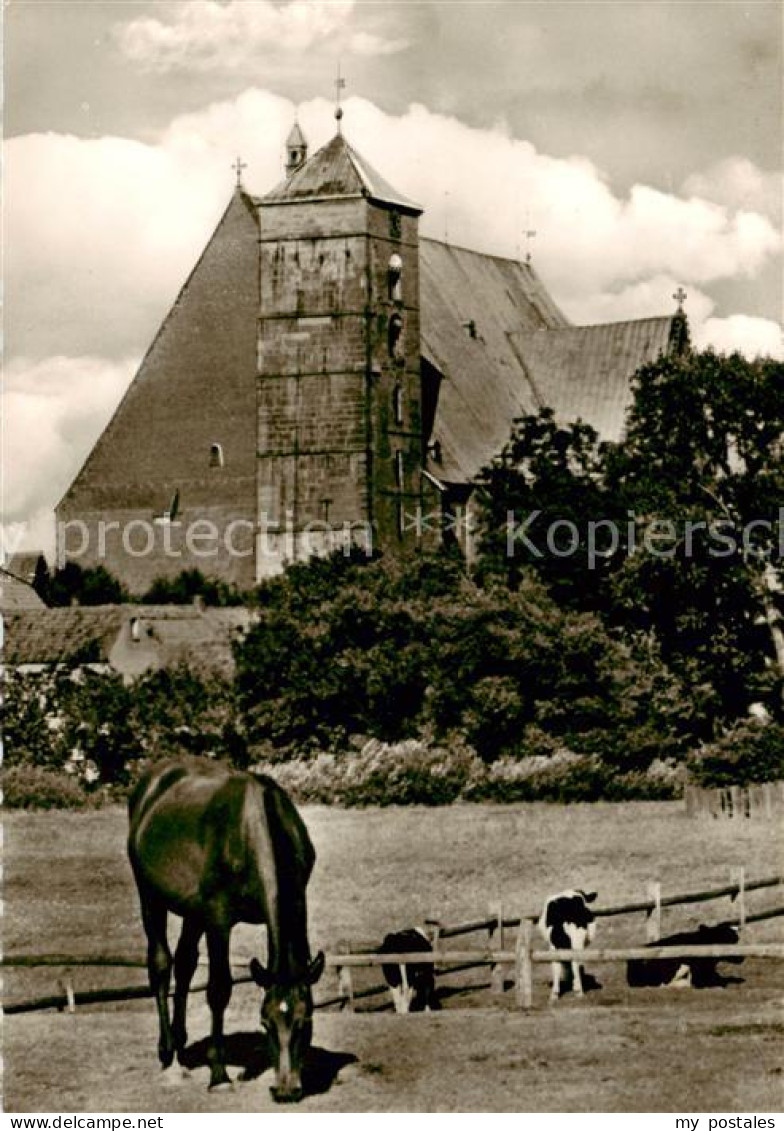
[4, 801, 783, 1112]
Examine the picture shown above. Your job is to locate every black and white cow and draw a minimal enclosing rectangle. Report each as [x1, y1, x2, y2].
[626, 922, 744, 989]
[538, 890, 599, 1000]
[380, 928, 441, 1014]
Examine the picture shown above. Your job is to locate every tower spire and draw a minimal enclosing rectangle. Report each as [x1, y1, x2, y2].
[285, 120, 308, 177]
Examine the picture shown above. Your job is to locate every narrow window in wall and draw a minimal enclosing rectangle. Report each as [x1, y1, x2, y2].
[154, 489, 180, 525]
[387, 253, 403, 302]
[395, 449, 404, 488]
[210, 443, 224, 468]
[393, 384, 404, 426]
[388, 313, 404, 362]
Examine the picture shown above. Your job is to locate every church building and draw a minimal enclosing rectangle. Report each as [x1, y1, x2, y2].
[57, 115, 686, 594]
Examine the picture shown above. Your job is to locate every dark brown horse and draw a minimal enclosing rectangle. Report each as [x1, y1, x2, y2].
[128, 759, 324, 1101]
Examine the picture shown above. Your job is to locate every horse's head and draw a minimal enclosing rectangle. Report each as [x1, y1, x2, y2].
[250, 951, 325, 1102]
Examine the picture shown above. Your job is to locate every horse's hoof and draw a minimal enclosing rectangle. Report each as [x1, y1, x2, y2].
[209, 1076, 234, 1092]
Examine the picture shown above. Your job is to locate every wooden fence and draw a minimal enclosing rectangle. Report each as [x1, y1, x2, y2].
[4, 870, 782, 1016]
[685, 781, 784, 819]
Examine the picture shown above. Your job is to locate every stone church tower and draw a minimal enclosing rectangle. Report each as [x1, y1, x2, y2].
[255, 124, 428, 574]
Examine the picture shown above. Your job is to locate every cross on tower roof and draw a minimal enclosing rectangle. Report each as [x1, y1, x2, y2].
[673, 285, 687, 312]
[524, 228, 537, 264]
[232, 155, 247, 188]
[334, 63, 346, 130]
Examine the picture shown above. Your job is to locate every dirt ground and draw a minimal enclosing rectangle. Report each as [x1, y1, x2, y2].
[5, 978, 783, 1112]
[3, 801, 783, 1112]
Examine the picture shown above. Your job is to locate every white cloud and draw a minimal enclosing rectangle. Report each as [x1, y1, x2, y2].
[3, 355, 137, 530]
[116, 0, 361, 72]
[693, 315, 783, 360]
[682, 159, 782, 226]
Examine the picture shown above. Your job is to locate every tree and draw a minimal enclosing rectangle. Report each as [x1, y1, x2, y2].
[475, 348, 783, 726]
[475, 409, 623, 612]
[41, 563, 129, 606]
[609, 348, 783, 717]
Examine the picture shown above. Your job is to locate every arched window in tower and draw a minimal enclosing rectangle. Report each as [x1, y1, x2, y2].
[392, 384, 404, 426]
[209, 443, 224, 468]
[388, 313, 404, 363]
[387, 253, 403, 302]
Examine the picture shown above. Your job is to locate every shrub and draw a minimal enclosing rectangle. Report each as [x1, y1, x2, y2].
[688, 719, 784, 787]
[254, 740, 681, 806]
[2, 765, 95, 809]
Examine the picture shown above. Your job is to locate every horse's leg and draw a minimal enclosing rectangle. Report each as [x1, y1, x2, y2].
[172, 917, 203, 1059]
[205, 924, 233, 1089]
[140, 893, 175, 1069]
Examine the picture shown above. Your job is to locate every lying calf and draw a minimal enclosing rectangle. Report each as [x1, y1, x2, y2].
[538, 890, 599, 1000]
[627, 922, 744, 988]
[380, 927, 441, 1013]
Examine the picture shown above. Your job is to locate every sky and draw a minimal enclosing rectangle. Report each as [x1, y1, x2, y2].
[3, 0, 783, 556]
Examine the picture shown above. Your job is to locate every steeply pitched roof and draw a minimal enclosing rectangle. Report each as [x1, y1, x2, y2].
[509, 317, 676, 443]
[0, 570, 47, 612]
[263, 132, 421, 213]
[419, 239, 570, 482]
[3, 607, 125, 663]
[4, 605, 253, 675]
[5, 552, 46, 587]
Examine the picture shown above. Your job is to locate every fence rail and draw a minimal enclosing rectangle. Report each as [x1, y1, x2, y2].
[4, 871, 782, 1015]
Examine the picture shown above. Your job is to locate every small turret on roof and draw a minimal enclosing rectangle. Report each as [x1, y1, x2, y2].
[285, 121, 308, 177]
[265, 131, 422, 214]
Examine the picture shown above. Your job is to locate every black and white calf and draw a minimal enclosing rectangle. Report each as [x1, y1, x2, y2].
[538, 890, 599, 1000]
[626, 922, 744, 989]
[380, 928, 441, 1014]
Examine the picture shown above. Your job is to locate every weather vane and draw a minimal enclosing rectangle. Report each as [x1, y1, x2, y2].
[232, 155, 247, 189]
[673, 285, 687, 312]
[335, 62, 346, 130]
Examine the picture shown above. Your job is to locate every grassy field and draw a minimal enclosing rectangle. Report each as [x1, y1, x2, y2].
[3, 800, 783, 1112]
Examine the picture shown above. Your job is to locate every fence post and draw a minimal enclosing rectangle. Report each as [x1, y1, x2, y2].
[730, 785, 743, 819]
[489, 902, 505, 994]
[57, 975, 76, 1014]
[646, 881, 662, 942]
[515, 918, 533, 1010]
[334, 941, 355, 1011]
[731, 866, 746, 932]
[337, 964, 355, 1011]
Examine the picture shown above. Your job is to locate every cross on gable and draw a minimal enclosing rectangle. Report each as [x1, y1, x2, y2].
[232, 156, 247, 187]
[673, 286, 687, 311]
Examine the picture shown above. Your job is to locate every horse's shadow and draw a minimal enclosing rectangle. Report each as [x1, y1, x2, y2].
[180, 1035, 357, 1097]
